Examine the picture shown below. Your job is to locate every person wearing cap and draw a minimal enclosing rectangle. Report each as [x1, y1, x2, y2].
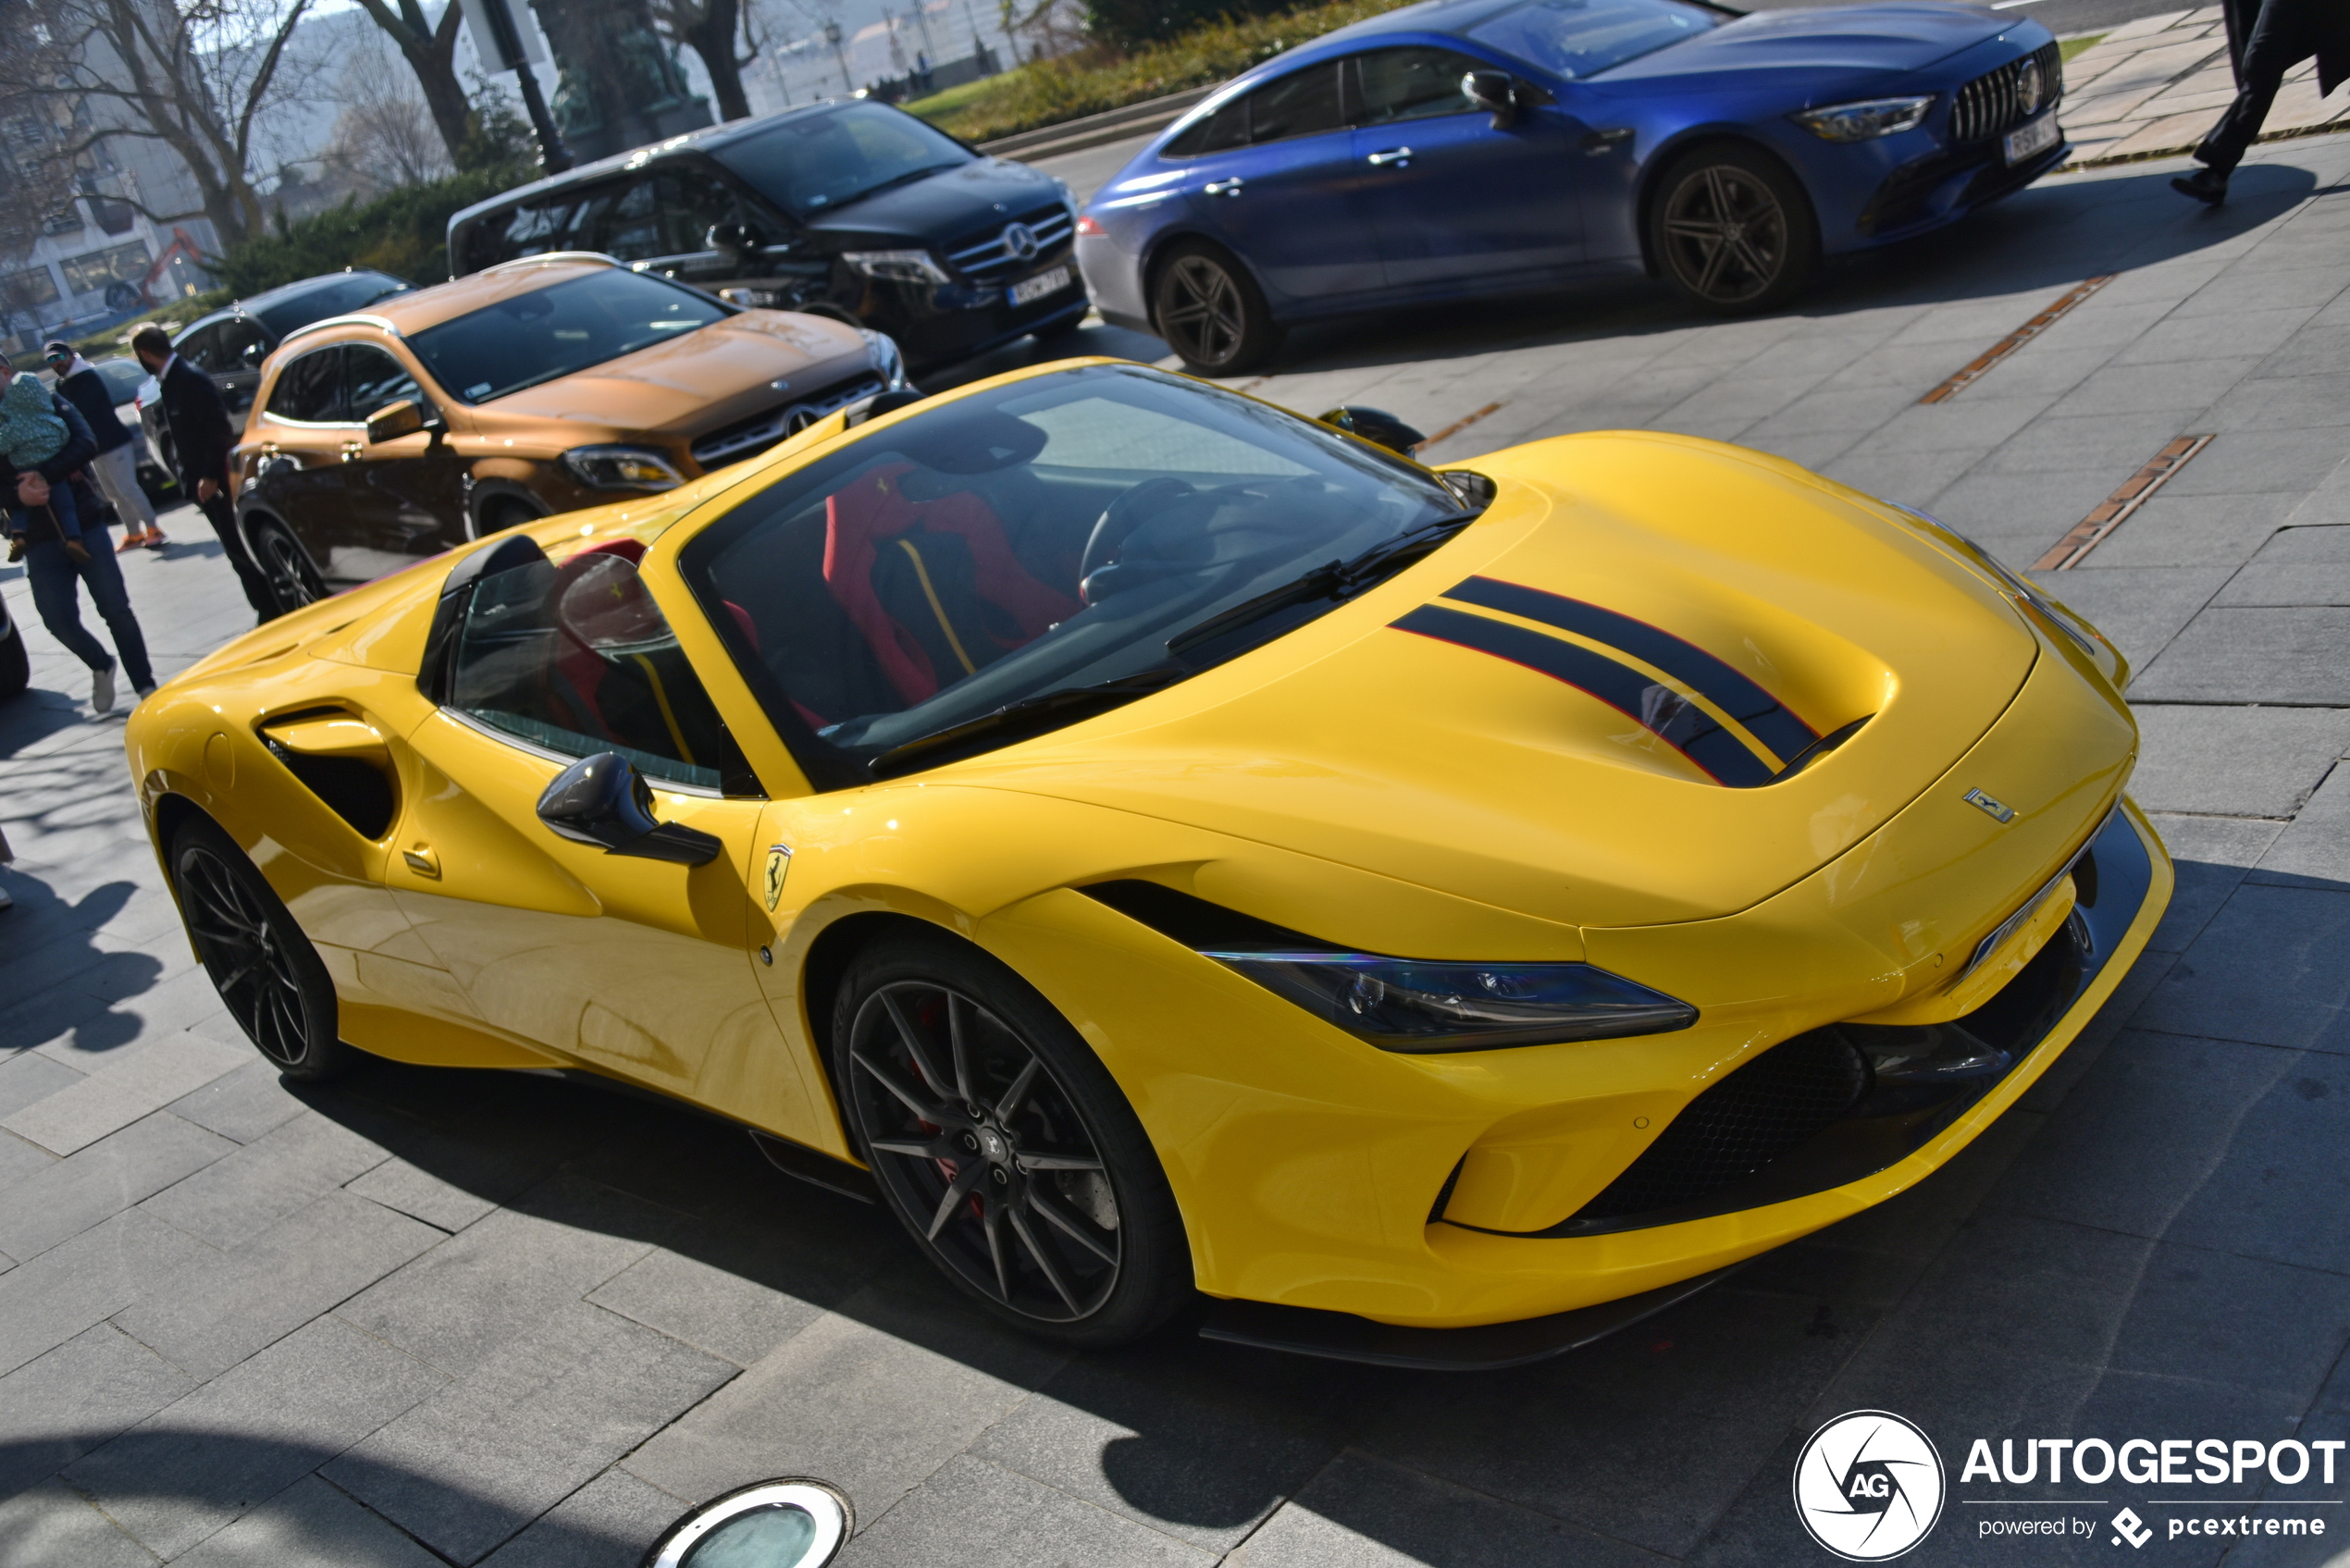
[44, 339, 166, 549]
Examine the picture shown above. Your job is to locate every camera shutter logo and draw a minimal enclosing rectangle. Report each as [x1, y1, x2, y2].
[1793, 1411, 1946, 1560]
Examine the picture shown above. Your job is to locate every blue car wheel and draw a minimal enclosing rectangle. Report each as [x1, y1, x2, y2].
[1153, 241, 1282, 375]
[1647, 142, 1820, 315]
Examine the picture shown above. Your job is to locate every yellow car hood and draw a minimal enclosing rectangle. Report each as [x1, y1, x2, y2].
[969, 432, 2047, 930]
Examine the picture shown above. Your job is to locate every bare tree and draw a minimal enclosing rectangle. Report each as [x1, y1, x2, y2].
[326, 41, 452, 188]
[346, 0, 485, 168]
[0, 0, 318, 253]
[650, 0, 760, 121]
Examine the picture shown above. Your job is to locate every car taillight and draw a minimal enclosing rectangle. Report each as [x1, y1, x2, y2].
[1075, 215, 1104, 238]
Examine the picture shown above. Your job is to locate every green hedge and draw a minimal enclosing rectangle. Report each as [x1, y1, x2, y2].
[910, 0, 1422, 143]
[214, 165, 531, 298]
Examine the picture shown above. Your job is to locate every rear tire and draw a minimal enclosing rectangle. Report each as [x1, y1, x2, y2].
[245, 512, 328, 615]
[830, 927, 1193, 1348]
[170, 815, 358, 1082]
[1648, 143, 1819, 315]
[1151, 241, 1281, 375]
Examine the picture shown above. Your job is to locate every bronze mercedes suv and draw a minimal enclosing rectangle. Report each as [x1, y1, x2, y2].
[231, 253, 909, 609]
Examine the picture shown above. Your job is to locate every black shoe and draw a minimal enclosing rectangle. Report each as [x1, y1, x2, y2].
[2172, 167, 2228, 204]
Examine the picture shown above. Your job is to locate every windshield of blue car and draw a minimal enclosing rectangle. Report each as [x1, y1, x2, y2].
[682, 363, 1469, 778]
[1467, 0, 1717, 78]
[250, 271, 407, 337]
[407, 269, 727, 403]
[713, 102, 974, 217]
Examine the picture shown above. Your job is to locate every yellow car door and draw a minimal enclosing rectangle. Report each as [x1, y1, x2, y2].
[378, 537, 816, 1127]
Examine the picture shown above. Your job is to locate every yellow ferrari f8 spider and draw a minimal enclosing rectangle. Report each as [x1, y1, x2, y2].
[128, 359, 2169, 1366]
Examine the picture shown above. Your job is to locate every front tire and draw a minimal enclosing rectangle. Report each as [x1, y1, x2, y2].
[1648, 143, 1819, 315]
[171, 815, 358, 1082]
[1151, 241, 1280, 376]
[830, 928, 1193, 1347]
[245, 513, 328, 615]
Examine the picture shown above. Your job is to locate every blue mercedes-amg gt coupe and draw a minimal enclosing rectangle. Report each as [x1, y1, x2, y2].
[1074, 0, 2066, 371]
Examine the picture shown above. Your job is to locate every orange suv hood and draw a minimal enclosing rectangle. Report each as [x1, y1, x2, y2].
[485, 310, 871, 438]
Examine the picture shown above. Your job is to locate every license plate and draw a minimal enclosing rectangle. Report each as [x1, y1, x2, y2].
[1010, 265, 1071, 306]
[2004, 111, 2059, 165]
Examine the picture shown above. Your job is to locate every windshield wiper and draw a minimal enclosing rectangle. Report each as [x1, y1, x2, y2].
[832, 162, 966, 211]
[865, 666, 1186, 778]
[1165, 511, 1479, 660]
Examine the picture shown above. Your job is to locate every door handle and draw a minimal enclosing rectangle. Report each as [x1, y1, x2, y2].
[1367, 147, 1413, 167]
[402, 846, 440, 879]
[340, 440, 364, 463]
[1204, 177, 1244, 197]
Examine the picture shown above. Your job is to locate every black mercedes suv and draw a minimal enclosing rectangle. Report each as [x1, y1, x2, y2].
[445, 99, 1087, 372]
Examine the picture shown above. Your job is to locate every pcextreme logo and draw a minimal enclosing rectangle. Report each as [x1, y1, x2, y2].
[1795, 1411, 1948, 1561]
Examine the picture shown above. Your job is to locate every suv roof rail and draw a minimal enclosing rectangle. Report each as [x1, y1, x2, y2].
[281, 312, 403, 346]
[483, 252, 623, 274]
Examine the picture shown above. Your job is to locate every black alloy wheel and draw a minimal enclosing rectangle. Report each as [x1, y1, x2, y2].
[1650, 145, 1819, 315]
[247, 514, 328, 615]
[171, 816, 357, 1082]
[833, 930, 1192, 1345]
[1152, 242, 1280, 376]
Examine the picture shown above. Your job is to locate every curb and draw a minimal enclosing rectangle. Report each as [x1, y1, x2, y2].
[978, 84, 1219, 160]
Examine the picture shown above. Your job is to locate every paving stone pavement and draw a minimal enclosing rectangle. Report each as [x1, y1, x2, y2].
[2059, 6, 2350, 169]
[2, 132, 2348, 1566]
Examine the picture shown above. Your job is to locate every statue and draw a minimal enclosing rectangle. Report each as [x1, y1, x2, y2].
[531, 0, 712, 160]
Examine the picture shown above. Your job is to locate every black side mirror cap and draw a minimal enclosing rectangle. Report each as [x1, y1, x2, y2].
[706, 221, 756, 257]
[1318, 405, 1429, 457]
[1462, 69, 1519, 129]
[537, 751, 724, 866]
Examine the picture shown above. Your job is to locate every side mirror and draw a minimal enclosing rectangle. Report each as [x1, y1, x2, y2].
[1318, 405, 1428, 458]
[707, 221, 756, 259]
[1463, 69, 1518, 129]
[365, 399, 427, 444]
[536, 751, 723, 866]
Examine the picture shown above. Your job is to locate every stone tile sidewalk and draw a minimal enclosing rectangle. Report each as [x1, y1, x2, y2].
[2060, 6, 2350, 167]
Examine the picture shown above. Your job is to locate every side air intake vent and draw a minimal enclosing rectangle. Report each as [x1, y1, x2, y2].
[257, 710, 397, 839]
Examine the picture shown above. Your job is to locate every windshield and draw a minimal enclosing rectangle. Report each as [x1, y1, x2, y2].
[407, 269, 726, 403]
[711, 102, 973, 217]
[251, 271, 407, 337]
[1467, 0, 1716, 78]
[682, 364, 1467, 779]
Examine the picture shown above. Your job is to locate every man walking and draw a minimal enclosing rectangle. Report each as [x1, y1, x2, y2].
[0, 353, 157, 713]
[44, 340, 166, 549]
[129, 325, 276, 621]
[2174, 0, 2348, 203]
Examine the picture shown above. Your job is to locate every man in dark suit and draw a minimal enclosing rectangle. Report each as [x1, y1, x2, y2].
[130, 325, 278, 620]
[2175, 0, 2349, 203]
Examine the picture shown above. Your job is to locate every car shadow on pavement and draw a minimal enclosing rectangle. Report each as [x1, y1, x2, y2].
[1242, 162, 2328, 385]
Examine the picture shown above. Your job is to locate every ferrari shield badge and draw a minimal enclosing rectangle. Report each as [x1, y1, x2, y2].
[1962, 788, 2016, 824]
[762, 844, 794, 910]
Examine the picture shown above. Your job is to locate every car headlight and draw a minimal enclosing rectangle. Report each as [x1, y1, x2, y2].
[1793, 95, 1936, 142]
[559, 445, 685, 491]
[1890, 503, 2105, 659]
[1203, 949, 1698, 1053]
[842, 249, 949, 284]
[859, 327, 909, 391]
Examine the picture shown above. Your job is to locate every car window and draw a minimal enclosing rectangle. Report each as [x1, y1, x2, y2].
[266, 346, 346, 423]
[1161, 95, 1249, 158]
[711, 102, 972, 217]
[448, 548, 742, 790]
[662, 165, 780, 253]
[345, 344, 424, 422]
[1247, 62, 1346, 144]
[94, 359, 144, 403]
[173, 321, 225, 373]
[1467, 0, 1715, 79]
[679, 363, 1462, 777]
[1352, 46, 1487, 124]
[406, 268, 727, 403]
[600, 177, 665, 260]
[463, 191, 608, 272]
[215, 316, 268, 372]
[248, 272, 408, 337]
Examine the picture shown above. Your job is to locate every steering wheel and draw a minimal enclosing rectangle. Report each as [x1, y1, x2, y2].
[1079, 477, 1196, 599]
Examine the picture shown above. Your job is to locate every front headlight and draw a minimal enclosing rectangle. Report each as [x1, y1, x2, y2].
[1793, 95, 1936, 142]
[1203, 949, 1698, 1053]
[559, 445, 685, 491]
[842, 249, 949, 284]
[859, 327, 909, 391]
